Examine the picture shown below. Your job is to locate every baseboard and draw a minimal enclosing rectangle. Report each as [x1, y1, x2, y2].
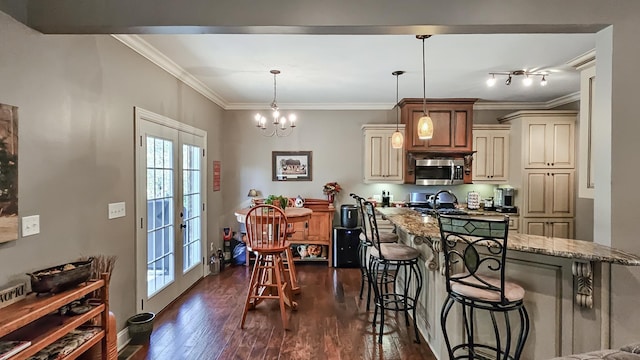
[117, 327, 131, 351]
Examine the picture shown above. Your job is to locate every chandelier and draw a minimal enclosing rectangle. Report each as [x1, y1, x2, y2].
[416, 35, 434, 140]
[486, 70, 548, 87]
[255, 69, 297, 137]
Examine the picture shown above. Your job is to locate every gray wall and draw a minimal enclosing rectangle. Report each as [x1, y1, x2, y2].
[0, 12, 225, 329]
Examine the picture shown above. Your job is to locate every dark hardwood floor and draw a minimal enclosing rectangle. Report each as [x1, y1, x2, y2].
[128, 263, 436, 360]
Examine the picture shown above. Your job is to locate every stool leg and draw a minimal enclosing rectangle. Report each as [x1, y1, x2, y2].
[358, 242, 366, 300]
[503, 311, 511, 359]
[377, 261, 387, 344]
[241, 254, 262, 329]
[514, 305, 530, 359]
[411, 262, 423, 344]
[273, 254, 289, 329]
[440, 295, 455, 359]
[284, 247, 300, 293]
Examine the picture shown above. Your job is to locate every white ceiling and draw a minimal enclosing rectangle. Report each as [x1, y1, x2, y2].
[130, 33, 596, 110]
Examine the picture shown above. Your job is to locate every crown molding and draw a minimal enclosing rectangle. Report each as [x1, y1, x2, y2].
[111, 34, 228, 108]
[474, 92, 579, 110]
[225, 102, 395, 111]
[567, 49, 596, 70]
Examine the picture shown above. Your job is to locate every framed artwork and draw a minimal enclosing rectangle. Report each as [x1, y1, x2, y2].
[272, 151, 312, 181]
[0, 103, 18, 243]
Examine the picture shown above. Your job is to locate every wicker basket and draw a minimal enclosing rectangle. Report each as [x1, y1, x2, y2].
[27, 258, 93, 294]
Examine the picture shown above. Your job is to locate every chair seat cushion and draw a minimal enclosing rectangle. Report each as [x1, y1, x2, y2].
[450, 273, 525, 302]
[359, 232, 398, 243]
[370, 243, 420, 261]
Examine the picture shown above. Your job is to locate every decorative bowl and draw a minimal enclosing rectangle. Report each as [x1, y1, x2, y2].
[27, 258, 94, 294]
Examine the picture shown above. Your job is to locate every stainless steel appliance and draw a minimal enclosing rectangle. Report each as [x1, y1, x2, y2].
[414, 158, 464, 186]
[340, 204, 359, 228]
[494, 187, 517, 213]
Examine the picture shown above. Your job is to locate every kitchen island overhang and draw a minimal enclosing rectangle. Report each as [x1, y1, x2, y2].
[375, 206, 640, 359]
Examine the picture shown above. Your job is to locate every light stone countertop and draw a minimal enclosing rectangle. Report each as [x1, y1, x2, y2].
[376, 207, 640, 266]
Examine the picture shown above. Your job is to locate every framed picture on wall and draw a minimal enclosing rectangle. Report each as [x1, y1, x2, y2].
[272, 151, 312, 181]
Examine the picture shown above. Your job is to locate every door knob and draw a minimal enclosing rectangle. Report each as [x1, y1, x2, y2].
[180, 223, 187, 229]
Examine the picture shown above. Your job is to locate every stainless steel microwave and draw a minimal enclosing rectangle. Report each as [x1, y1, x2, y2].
[414, 159, 464, 185]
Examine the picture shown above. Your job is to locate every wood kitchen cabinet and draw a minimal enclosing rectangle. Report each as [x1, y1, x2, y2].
[399, 98, 476, 153]
[362, 124, 404, 183]
[472, 124, 510, 183]
[287, 199, 335, 266]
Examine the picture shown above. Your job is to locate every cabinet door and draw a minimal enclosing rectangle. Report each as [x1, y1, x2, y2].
[472, 128, 509, 183]
[522, 218, 574, 239]
[402, 101, 473, 152]
[288, 221, 308, 241]
[524, 119, 575, 169]
[308, 212, 331, 242]
[363, 128, 404, 183]
[523, 170, 574, 217]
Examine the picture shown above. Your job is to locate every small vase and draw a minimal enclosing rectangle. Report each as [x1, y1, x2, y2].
[327, 194, 335, 208]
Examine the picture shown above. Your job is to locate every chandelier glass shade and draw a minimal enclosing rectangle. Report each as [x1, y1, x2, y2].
[417, 35, 434, 140]
[391, 70, 405, 149]
[255, 69, 297, 137]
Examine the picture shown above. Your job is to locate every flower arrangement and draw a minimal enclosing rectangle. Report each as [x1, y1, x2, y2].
[322, 182, 342, 196]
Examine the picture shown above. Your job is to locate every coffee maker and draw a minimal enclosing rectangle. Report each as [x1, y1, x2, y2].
[494, 188, 517, 213]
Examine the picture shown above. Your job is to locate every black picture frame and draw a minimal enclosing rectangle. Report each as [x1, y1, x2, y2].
[272, 151, 313, 181]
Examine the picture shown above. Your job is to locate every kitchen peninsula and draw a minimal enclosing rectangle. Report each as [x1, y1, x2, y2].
[376, 207, 640, 359]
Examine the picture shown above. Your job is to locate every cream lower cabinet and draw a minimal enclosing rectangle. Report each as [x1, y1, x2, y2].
[522, 218, 575, 239]
[362, 124, 405, 183]
[472, 124, 510, 183]
[523, 170, 574, 218]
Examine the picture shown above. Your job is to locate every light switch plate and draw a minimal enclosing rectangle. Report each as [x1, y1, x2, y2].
[108, 202, 126, 219]
[22, 215, 40, 237]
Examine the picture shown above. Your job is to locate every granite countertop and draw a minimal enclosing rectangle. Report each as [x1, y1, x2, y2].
[376, 207, 640, 266]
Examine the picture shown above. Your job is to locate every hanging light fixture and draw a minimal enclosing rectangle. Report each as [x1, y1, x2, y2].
[416, 35, 434, 140]
[486, 70, 549, 87]
[254, 69, 297, 137]
[391, 70, 405, 149]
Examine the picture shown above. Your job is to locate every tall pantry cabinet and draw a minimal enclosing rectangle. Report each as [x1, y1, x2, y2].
[499, 110, 577, 239]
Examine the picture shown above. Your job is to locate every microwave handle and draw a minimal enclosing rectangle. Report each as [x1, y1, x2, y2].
[451, 166, 456, 181]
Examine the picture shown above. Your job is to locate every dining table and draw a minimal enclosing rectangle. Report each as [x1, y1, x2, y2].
[234, 206, 313, 309]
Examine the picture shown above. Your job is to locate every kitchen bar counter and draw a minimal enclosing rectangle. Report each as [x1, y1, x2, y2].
[376, 207, 640, 265]
[374, 206, 640, 359]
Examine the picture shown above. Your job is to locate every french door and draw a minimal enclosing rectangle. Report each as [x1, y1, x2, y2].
[134, 107, 207, 314]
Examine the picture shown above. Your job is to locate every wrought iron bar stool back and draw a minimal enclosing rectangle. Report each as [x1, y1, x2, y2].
[350, 193, 398, 311]
[438, 214, 530, 359]
[363, 201, 423, 344]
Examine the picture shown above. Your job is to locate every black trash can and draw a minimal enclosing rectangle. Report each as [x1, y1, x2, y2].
[341, 204, 359, 229]
[127, 312, 156, 345]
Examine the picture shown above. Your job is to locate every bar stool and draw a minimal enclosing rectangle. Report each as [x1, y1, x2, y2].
[363, 201, 423, 344]
[241, 204, 293, 329]
[438, 214, 530, 360]
[350, 193, 398, 311]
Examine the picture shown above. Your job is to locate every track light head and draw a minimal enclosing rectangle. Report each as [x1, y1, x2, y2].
[505, 75, 512, 86]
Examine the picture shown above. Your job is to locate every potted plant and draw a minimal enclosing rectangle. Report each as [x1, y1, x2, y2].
[264, 195, 288, 210]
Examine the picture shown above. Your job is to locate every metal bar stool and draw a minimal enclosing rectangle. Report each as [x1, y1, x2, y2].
[350, 193, 398, 311]
[438, 214, 530, 360]
[363, 200, 423, 344]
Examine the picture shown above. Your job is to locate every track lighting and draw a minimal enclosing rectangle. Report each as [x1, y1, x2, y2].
[487, 70, 549, 87]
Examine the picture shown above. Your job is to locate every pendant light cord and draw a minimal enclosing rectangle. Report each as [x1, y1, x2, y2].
[422, 36, 427, 115]
[272, 72, 278, 107]
[395, 73, 400, 131]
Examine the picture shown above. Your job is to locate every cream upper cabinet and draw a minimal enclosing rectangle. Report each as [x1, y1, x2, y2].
[523, 117, 575, 169]
[523, 170, 574, 217]
[362, 124, 405, 183]
[472, 124, 510, 183]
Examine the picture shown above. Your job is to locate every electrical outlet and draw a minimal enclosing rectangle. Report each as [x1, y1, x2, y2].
[108, 202, 126, 219]
[22, 215, 40, 237]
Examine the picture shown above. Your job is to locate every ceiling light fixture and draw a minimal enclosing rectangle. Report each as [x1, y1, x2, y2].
[416, 35, 434, 140]
[254, 69, 297, 137]
[391, 70, 405, 149]
[488, 70, 549, 88]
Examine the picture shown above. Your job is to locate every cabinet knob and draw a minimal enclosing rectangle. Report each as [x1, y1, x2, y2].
[547, 173, 550, 176]
[552, 163, 555, 166]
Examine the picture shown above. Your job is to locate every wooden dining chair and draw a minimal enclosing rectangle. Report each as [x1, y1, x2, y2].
[241, 204, 293, 329]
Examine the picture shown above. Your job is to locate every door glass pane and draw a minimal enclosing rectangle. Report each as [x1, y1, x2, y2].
[182, 144, 201, 272]
[146, 136, 175, 297]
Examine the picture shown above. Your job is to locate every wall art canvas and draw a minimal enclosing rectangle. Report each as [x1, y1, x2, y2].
[0, 103, 18, 243]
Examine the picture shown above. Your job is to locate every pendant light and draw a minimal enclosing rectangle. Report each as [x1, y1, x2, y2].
[391, 70, 405, 149]
[416, 35, 434, 140]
